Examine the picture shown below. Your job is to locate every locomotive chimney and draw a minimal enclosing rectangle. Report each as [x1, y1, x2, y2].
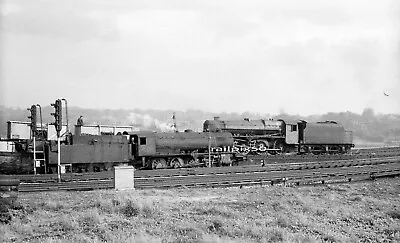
[214, 116, 220, 120]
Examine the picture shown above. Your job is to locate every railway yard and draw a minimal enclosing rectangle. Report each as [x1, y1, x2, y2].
[3, 146, 400, 192]
[1, 129, 400, 243]
[1, 112, 400, 242]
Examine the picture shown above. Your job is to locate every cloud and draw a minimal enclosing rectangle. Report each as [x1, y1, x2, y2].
[0, 0, 399, 115]
[1, 0, 120, 41]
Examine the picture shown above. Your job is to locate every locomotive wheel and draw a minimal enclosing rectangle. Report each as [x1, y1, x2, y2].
[273, 140, 285, 154]
[255, 141, 269, 155]
[185, 157, 196, 166]
[236, 143, 250, 156]
[239, 148, 250, 156]
[151, 158, 167, 169]
[171, 157, 184, 169]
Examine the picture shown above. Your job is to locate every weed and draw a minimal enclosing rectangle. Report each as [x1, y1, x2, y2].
[129, 234, 163, 243]
[77, 209, 113, 241]
[39, 200, 64, 212]
[12, 221, 34, 238]
[79, 209, 101, 230]
[322, 233, 339, 243]
[314, 208, 327, 217]
[172, 222, 203, 242]
[0, 205, 12, 224]
[120, 199, 140, 217]
[199, 234, 241, 243]
[348, 195, 363, 202]
[108, 218, 132, 231]
[142, 203, 160, 218]
[208, 219, 224, 233]
[387, 210, 400, 219]
[242, 225, 264, 241]
[112, 198, 121, 206]
[271, 201, 285, 211]
[49, 215, 78, 233]
[276, 214, 291, 228]
[196, 205, 233, 218]
[92, 197, 114, 214]
[266, 227, 284, 242]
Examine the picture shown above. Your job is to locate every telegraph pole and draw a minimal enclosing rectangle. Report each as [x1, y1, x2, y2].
[51, 99, 62, 182]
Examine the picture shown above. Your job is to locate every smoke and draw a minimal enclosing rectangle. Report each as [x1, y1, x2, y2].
[127, 113, 175, 132]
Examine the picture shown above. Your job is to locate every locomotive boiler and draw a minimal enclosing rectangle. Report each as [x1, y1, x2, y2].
[203, 117, 289, 155]
[203, 117, 284, 136]
[129, 131, 235, 169]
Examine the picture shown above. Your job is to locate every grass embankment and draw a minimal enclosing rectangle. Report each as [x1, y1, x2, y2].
[1, 178, 400, 243]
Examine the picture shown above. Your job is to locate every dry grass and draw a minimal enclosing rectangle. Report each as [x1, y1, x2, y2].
[1, 177, 399, 242]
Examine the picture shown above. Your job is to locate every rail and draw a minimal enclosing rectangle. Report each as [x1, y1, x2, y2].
[4, 156, 399, 192]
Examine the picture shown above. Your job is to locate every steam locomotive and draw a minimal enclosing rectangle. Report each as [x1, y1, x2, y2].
[1, 115, 354, 174]
[203, 117, 354, 155]
[1, 122, 236, 174]
[50, 129, 234, 173]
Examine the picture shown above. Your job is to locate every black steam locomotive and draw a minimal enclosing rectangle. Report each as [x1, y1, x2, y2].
[2, 122, 236, 174]
[203, 117, 354, 155]
[1, 115, 354, 174]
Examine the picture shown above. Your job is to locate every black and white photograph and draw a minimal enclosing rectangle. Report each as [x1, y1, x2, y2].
[0, 0, 399, 242]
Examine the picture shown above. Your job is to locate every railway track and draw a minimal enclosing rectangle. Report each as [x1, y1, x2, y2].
[244, 146, 400, 165]
[134, 156, 400, 178]
[134, 157, 400, 189]
[10, 155, 400, 192]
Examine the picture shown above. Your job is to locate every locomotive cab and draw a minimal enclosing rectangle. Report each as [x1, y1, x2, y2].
[280, 119, 299, 145]
[129, 132, 157, 158]
[203, 117, 224, 132]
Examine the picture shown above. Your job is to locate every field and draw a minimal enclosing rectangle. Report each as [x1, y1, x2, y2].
[1, 178, 400, 243]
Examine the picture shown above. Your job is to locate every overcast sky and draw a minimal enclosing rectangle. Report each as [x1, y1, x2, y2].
[0, 0, 399, 116]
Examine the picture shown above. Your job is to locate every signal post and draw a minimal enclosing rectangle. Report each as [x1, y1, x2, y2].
[51, 99, 62, 182]
[27, 105, 37, 174]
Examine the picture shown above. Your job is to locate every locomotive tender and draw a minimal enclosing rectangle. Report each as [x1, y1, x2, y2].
[203, 117, 354, 155]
